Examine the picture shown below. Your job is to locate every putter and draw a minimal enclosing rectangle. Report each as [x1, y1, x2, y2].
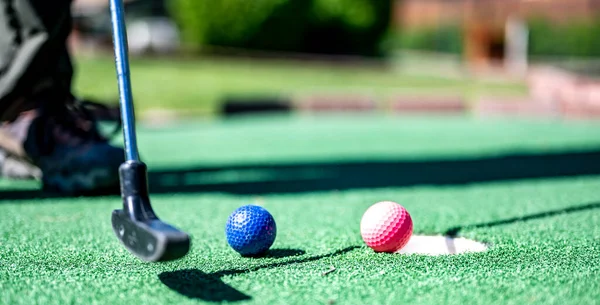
[108, 0, 191, 262]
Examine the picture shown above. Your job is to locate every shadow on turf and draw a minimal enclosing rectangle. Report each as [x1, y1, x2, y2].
[136, 148, 600, 195]
[2, 148, 600, 200]
[261, 248, 306, 258]
[158, 246, 359, 302]
[445, 201, 600, 237]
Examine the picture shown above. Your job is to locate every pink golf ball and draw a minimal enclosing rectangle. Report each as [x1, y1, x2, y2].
[360, 201, 413, 252]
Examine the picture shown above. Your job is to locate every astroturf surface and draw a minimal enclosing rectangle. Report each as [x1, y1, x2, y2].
[1, 114, 600, 305]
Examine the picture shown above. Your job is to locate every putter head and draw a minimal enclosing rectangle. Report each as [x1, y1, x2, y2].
[112, 160, 191, 262]
[112, 209, 190, 262]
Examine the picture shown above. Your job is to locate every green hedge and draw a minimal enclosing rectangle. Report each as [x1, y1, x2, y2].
[387, 24, 463, 55]
[528, 17, 600, 58]
[168, 0, 393, 57]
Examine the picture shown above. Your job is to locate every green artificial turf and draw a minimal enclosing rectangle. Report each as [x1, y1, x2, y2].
[1, 114, 600, 305]
[72, 55, 526, 116]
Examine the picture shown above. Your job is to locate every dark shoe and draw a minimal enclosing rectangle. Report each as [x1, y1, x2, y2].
[0, 91, 124, 195]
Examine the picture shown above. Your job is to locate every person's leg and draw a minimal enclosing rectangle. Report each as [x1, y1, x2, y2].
[0, 0, 124, 194]
[0, 0, 74, 119]
[0, 0, 72, 179]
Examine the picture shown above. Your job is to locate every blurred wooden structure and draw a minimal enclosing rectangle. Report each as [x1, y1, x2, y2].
[395, 0, 600, 68]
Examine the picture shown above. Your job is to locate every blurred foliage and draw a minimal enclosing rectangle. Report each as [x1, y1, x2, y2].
[528, 17, 600, 58]
[168, 0, 393, 57]
[382, 24, 463, 55]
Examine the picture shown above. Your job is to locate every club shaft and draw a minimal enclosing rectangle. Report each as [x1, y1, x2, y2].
[109, 0, 139, 161]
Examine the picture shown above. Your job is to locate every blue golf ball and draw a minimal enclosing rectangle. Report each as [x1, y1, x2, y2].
[225, 205, 277, 256]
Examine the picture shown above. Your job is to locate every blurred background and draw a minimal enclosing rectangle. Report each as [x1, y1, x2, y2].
[68, 0, 600, 122]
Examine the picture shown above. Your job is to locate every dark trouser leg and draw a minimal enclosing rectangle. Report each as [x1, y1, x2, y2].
[0, 0, 74, 121]
[0, 0, 125, 193]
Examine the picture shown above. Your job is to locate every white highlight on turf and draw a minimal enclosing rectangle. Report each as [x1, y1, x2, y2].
[395, 235, 488, 256]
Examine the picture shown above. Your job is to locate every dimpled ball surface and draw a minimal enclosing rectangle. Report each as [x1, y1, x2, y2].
[360, 201, 413, 252]
[226, 205, 277, 256]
